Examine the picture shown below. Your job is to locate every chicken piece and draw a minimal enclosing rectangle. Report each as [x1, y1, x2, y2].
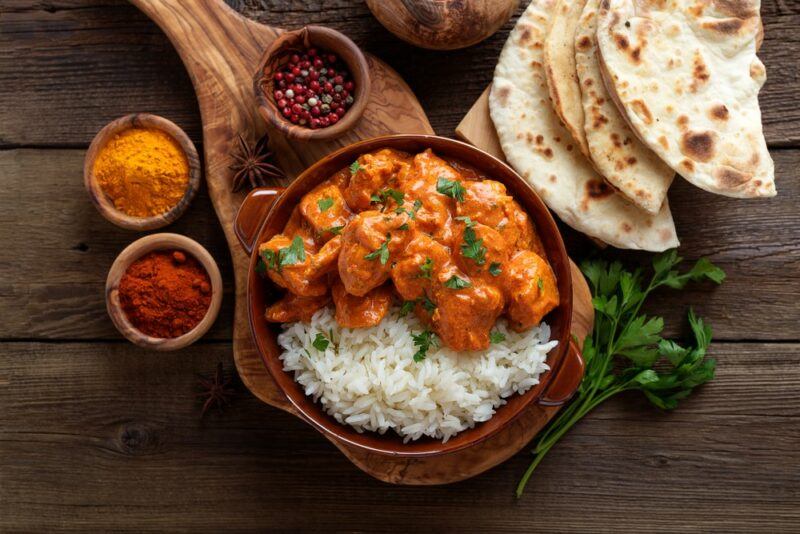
[429, 271, 505, 351]
[258, 234, 327, 297]
[312, 235, 342, 276]
[299, 182, 351, 241]
[332, 280, 393, 328]
[504, 250, 559, 332]
[338, 210, 411, 296]
[453, 220, 512, 279]
[391, 232, 451, 301]
[265, 292, 330, 323]
[283, 206, 318, 252]
[344, 149, 411, 211]
[397, 150, 465, 245]
[457, 180, 545, 254]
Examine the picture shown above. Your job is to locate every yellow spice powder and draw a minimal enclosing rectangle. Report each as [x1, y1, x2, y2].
[94, 127, 189, 217]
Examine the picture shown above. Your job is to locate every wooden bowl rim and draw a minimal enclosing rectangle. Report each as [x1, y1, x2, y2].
[253, 25, 371, 141]
[84, 113, 201, 231]
[245, 134, 574, 457]
[106, 233, 223, 351]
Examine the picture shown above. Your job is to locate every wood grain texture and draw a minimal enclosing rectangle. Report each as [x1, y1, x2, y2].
[2, 148, 797, 341]
[1, 341, 797, 531]
[0, 0, 798, 147]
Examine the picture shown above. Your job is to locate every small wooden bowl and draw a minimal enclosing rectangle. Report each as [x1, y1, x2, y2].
[84, 113, 201, 231]
[105, 233, 223, 351]
[254, 26, 371, 141]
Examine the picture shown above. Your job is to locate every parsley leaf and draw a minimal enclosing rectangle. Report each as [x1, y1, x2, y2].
[278, 236, 306, 269]
[364, 234, 391, 265]
[537, 277, 544, 290]
[489, 262, 502, 276]
[490, 331, 506, 344]
[444, 275, 471, 289]
[398, 223, 409, 231]
[260, 248, 278, 271]
[323, 225, 344, 236]
[317, 197, 334, 212]
[516, 250, 724, 497]
[255, 259, 267, 273]
[460, 221, 487, 266]
[418, 258, 434, 279]
[436, 176, 466, 202]
[399, 300, 415, 317]
[312, 332, 330, 352]
[349, 160, 363, 174]
[371, 188, 405, 206]
[411, 330, 437, 362]
[420, 295, 436, 312]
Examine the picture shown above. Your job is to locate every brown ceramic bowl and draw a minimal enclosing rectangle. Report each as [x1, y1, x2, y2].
[84, 113, 201, 231]
[254, 25, 371, 141]
[106, 233, 223, 351]
[234, 135, 581, 457]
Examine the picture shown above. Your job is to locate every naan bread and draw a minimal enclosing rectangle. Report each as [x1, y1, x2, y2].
[543, 0, 591, 158]
[597, 0, 775, 198]
[574, 0, 674, 214]
[490, 0, 679, 251]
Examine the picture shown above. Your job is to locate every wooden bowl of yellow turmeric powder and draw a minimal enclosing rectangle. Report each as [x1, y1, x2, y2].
[84, 113, 201, 230]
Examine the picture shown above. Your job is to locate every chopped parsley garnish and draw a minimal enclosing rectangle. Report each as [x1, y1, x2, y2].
[460, 220, 487, 266]
[395, 198, 422, 219]
[364, 234, 391, 265]
[261, 236, 306, 272]
[412, 330, 437, 362]
[444, 275, 471, 289]
[490, 331, 506, 344]
[399, 300, 415, 317]
[349, 160, 363, 174]
[436, 176, 466, 202]
[312, 332, 330, 351]
[255, 259, 267, 273]
[278, 236, 306, 268]
[421, 296, 436, 312]
[489, 262, 502, 276]
[324, 225, 344, 236]
[317, 197, 334, 212]
[537, 277, 544, 290]
[398, 223, 409, 231]
[371, 188, 405, 206]
[418, 257, 434, 279]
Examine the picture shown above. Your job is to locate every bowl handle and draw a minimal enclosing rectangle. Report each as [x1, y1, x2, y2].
[234, 187, 285, 255]
[539, 340, 585, 406]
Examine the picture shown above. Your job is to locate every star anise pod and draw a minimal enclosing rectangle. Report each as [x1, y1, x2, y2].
[196, 362, 236, 417]
[229, 132, 286, 192]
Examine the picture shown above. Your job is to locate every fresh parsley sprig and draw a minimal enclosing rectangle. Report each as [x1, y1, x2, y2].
[516, 250, 725, 497]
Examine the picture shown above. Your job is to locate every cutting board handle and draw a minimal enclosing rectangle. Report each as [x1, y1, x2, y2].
[234, 187, 285, 255]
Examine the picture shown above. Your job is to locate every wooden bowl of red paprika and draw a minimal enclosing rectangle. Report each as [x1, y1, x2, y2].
[106, 233, 223, 351]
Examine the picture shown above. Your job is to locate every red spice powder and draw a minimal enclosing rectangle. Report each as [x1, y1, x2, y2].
[118, 249, 212, 339]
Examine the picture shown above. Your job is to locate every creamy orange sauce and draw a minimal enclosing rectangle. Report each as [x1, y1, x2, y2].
[260, 148, 559, 351]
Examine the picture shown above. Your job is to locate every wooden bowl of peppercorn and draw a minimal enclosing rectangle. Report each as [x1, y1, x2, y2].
[254, 25, 371, 141]
[105, 233, 223, 351]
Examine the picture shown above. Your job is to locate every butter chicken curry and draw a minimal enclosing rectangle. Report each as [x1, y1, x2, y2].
[259, 148, 559, 351]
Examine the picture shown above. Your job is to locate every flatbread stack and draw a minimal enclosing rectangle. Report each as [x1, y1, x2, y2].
[489, 0, 774, 251]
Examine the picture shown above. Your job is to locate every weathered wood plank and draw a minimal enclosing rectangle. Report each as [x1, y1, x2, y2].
[0, 0, 798, 146]
[0, 148, 234, 340]
[2, 148, 797, 341]
[1, 341, 797, 531]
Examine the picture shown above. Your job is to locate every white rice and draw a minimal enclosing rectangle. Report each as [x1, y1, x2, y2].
[277, 306, 557, 443]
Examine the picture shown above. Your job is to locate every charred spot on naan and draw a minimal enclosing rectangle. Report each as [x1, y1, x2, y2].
[709, 104, 730, 121]
[586, 179, 614, 198]
[691, 53, 711, 92]
[713, 166, 751, 188]
[576, 35, 593, 51]
[712, 0, 758, 19]
[495, 85, 511, 107]
[681, 131, 717, 162]
[630, 99, 653, 125]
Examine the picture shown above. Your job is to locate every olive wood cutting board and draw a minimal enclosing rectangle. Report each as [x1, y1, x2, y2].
[131, 0, 593, 484]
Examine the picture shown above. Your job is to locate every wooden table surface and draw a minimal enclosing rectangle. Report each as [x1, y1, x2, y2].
[1, 1, 798, 531]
